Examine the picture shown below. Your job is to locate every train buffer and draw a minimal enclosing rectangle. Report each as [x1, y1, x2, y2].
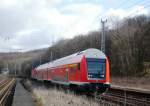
[12, 80, 34, 106]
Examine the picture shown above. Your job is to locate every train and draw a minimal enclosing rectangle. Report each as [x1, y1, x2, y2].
[31, 48, 110, 92]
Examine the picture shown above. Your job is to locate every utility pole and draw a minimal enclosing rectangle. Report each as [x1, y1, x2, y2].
[50, 51, 53, 62]
[5, 37, 10, 76]
[13, 49, 22, 77]
[15, 63, 16, 77]
[101, 19, 107, 53]
[6, 63, 9, 73]
[40, 55, 41, 65]
[50, 38, 55, 62]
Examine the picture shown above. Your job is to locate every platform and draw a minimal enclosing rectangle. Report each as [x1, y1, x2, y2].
[12, 81, 34, 106]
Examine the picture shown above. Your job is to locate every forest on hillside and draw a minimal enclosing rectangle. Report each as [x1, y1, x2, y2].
[43, 15, 150, 77]
[0, 15, 150, 77]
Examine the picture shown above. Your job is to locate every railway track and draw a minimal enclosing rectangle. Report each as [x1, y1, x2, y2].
[96, 86, 150, 106]
[0, 78, 16, 106]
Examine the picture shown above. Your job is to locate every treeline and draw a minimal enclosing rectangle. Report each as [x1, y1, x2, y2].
[42, 15, 150, 77]
[0, 49, 47, 77]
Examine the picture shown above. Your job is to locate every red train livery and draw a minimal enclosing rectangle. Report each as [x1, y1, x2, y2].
[32, 48, 110, 92]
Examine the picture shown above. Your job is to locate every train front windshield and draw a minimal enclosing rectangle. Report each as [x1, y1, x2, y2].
[86, 58, 105, 79]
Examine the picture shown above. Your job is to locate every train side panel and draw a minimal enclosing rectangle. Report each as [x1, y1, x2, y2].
[50, 66, 68, 83]
[43, 69, 48, 80]
[105, 57, 110, 84]
[47, 68, 52, 81]
[80, 56, 87, 82]
[31, 69, 35, 79]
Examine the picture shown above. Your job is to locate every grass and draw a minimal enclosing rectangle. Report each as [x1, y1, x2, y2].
[23, 75, 150, 106]
[32, 92, 43, 106]
[32, 86, 99, 106]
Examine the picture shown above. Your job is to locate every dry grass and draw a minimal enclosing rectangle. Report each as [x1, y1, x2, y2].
[32, 86, 99, 106]
[32, 92, 43, 106]
[111, 76, 150, 90]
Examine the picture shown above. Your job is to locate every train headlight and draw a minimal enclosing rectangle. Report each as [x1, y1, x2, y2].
[100, 75, 104, 77]
[88, 74, 92, 78]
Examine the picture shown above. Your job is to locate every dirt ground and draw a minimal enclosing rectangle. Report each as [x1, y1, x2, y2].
[111, 76, 150, 91]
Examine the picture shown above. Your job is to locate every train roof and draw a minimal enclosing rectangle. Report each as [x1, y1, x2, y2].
[36, 63, 49, 70]
[36, 48, 106, 70]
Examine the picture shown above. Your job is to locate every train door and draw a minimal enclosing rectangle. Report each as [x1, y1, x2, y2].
[66, 68, 69, 82]
[69, 63, 80, 82]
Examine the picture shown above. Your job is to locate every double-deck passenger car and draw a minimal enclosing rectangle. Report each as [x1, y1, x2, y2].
[32, 48, 110, 92]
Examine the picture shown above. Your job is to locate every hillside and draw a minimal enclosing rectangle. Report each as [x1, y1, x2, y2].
[0, 48, 48, 76]
[0, 15, 150, 78]
[43, 16, 150, 77]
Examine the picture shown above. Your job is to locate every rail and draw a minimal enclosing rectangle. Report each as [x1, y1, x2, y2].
[0, 78, 16, 106]
[96, 86, 150, 106]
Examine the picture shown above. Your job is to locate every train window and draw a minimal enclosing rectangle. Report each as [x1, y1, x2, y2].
[69, 64, 77, 72]
[86, 58, 105, 79]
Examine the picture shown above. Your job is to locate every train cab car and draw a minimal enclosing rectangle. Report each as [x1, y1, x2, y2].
[66, 48, 110, 92]
[32, 48, 110, 93]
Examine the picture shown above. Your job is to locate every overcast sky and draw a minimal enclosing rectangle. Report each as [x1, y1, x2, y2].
[0, 0, 149, 52]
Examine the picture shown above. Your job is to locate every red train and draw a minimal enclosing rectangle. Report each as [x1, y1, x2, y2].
[32, 48, 110, 92]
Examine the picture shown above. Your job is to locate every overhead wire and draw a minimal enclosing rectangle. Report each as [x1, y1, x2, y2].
[91, 0, 132, 26]
[90, 0, 150, 30]
[143, 3, 150, 9]
[106, 0, 149, 22]
[109, 0, 150, 38]
[124, 1, 150, 18]
[121, 0, 144, 9]
[114, 0, 133, 9]
[93, 0, 143, 22]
